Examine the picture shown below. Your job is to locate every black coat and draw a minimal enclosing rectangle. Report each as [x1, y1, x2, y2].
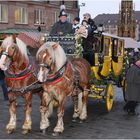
[125, 64, 140, 102]
[87, 18, 97, 33]
[50, 21, 73, 36]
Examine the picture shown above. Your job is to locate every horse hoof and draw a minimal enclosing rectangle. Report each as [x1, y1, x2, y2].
[7, 129, 15, 134]
[40, 129, 46, 134]
[79, 119, 86, 124]
[22, 129, 31, 134]
[52, 132, 60, 136]
[72, 118, 77, 122]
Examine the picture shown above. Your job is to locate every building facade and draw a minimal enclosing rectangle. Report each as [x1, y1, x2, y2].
[94, 0, 140, 41]
[0, 1, 79, 33]
[118, 0, 136, 39]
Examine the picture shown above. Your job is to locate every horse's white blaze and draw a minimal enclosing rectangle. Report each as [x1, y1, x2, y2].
[42, 53, 46, 59]
[38, 67, 44, 82]
[0, 45, 10, 70]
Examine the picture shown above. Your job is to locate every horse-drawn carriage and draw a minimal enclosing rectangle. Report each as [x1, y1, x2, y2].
[0, 31, 125, 135]
[42, 31, 125, 112]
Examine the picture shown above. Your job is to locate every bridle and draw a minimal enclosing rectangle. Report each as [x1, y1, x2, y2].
[1, 46, 16, 66]
[39, 62, 53, 74]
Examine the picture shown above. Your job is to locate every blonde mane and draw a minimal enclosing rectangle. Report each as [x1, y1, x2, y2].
[37, 42, 67, 71]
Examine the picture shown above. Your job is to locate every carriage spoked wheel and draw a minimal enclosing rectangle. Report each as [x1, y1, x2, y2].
[104, 83, 114, 112]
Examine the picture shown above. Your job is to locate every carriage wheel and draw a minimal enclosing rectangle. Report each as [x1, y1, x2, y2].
[105, 83, 114, 112]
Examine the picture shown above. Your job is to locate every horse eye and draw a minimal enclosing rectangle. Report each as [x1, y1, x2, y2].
[11, 46, 15, 49]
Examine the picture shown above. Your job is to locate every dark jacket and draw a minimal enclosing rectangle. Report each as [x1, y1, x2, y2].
[50, 20, 73, 36]
[125, 64, 140, 102]
[87, 18, 97, 33]
[0, 69, 5, 80]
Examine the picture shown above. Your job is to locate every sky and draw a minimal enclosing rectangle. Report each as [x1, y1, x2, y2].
[79, 0, 140, 19]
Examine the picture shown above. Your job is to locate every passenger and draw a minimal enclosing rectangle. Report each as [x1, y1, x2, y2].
[50, 6, 72, 36]
[72, 17, 80, 34]
[81, 13, 97, 66]
[0, 69, 9, 101]
[83, 13, 97, 34]
[123, 59, 140, 115]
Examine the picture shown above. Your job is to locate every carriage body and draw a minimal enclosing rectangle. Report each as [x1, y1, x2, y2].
[90, 32, 125, 111]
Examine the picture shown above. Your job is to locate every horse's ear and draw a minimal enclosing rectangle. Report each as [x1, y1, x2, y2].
[1, 35, 14, 47]
[12, 34, 17, 43]
[52, 43, 59, 49]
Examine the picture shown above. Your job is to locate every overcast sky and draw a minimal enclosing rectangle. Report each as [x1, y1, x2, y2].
[79, 0, 140, 19]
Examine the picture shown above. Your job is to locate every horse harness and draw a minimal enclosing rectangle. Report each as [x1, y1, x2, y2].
[40, 60, 82, 91]
[4, 55, 42, 94]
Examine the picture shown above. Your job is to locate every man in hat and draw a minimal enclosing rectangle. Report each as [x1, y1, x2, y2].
[50, 9, 72, 36]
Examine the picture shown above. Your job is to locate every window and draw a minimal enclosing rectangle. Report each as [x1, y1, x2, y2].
[104, 38, 110, 56]
[54, 11, 58, 23]
[67, 13, 74, 23]
[0, 4, 8, 22]
[34, 9, 45, 25]
[15, 7, 28, 24]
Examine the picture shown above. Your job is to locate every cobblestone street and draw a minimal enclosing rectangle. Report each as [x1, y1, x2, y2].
[0, 86, 140, 139]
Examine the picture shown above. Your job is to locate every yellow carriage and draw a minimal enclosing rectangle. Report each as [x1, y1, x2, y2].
[90, 32, 124, 111]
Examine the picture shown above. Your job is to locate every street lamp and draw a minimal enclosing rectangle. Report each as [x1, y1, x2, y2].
[79, 2, 86, 18]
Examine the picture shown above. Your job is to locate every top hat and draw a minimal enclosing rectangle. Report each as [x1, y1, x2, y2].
[59, 9, 67, 17]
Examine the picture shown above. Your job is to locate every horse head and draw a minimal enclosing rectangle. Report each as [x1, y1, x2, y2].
[0, 36, 29, 71]
[36, 42, 67, 82]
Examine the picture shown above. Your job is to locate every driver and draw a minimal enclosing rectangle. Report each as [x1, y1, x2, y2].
[50, 8, 72, 36]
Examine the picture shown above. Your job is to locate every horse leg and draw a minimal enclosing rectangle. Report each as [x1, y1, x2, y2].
[53, 97, 66, 136]
[79, 89, 88, 122]
[22, 92, 32, 134]
[40, 91, 53, 134]
[6, 92, 17, 134]
[72, 91, 80, 122]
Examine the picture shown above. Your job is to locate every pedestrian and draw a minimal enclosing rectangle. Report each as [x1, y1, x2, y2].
[123, 59, 140, 115]
[0, 69, 9, 101]
[50, 5, 72, 36]
[72, 17, 80, 34]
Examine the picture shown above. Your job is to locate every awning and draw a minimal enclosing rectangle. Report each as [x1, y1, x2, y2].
[0, 28, 47, 34]
[121, 37, 140, 49]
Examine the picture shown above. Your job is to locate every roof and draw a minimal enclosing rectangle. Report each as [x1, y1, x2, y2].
[94, 14, 119, 25]
[93, 11, 140, 25]
[0, 28, 47, 34]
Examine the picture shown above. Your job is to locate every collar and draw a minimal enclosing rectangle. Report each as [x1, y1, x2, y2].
[45, 61, 70, 85]
[5, 55, 34, 81]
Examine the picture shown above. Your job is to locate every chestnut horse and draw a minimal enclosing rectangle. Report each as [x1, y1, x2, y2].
[36, 42, 91, 135]
[0, 36, 43, 134]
